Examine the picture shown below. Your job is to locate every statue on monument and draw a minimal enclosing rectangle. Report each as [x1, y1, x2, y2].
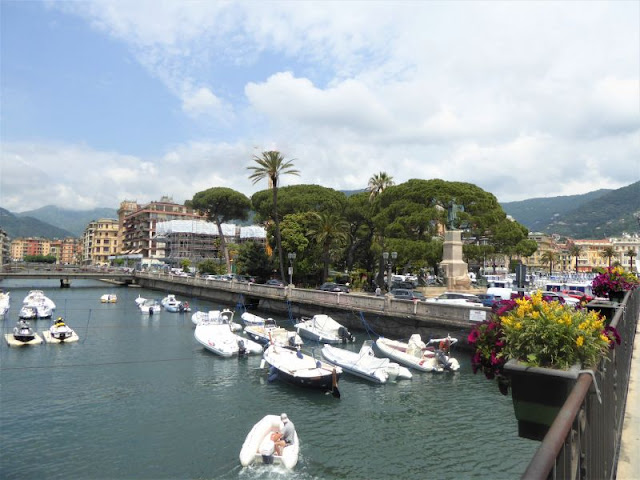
[447, 201, 464, 230]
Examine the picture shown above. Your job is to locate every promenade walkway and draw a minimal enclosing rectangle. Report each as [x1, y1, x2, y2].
[617, 316, 640, 480]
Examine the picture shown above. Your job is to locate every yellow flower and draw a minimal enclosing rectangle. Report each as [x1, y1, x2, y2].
[576, 336, 584, 347]
[600, 334, 610, 344]
[515, 322, 522, 330]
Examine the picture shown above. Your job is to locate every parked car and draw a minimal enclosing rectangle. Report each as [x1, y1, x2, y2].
[541, 291, 580, 306]
[390, 288, 426, 301]
[316, 282, 350, 293]
[563, 290, 594, 302]
[390, 280, 416, 290]
[264, 279, 285, 287]
[426, 292, 484, 307]
[476, 293, 498, 307]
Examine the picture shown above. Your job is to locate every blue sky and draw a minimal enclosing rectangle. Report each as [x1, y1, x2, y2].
[1, 0, 638, 213]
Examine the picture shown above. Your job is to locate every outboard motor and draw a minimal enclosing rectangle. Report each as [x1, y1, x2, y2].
[338, 326, 353, 344]
[436, 350, 452, 370]
[237, 339, 247, 356]
[149, 307, 154, 315]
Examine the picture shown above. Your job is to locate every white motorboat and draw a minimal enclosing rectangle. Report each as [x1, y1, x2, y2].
[244, 318, 303, 348]
[100, 293, 118, 303]
[23, 290, 56, 310]
[262, 344, 342, 396]
[26, 298, 54, 319]
[293, 314, 355, 344]
[134, 295, 146, 306]
[194, 316, 262, 357]
[240, 311, 268, 327]
[321, 340, 412, 383]
[0, 292, 10, 316]
[239, 414, 299, 469]
[373, 334, 460, 372]
[138, 298, 162, 314]
[19, 305, 38, 320]
[161, 294, 189, 312]
[43, 317, 79, 343]
[191, 309, 241, 331]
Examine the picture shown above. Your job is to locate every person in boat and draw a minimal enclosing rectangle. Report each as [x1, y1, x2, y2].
[273, 413, 295, 455]
[54, 317, 66, 328]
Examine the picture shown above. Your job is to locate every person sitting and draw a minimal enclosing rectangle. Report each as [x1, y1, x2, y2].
[273, 413, 295, 456]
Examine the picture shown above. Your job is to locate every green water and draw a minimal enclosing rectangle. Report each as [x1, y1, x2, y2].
[0, 279, 537, 479]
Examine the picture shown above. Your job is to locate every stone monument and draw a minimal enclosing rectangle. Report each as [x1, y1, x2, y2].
[439, 202, 471, 289]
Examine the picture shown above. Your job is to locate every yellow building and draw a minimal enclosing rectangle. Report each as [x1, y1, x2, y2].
[82, 218, 119, 266]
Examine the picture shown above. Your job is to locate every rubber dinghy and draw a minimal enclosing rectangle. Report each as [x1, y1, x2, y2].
[373, 334, 460, 372]
[262, 344, 342, 397]
[293, 314, 355, 344]
[239, 414, 299, 469]
[321, 340, 412, 383]
[194, 320, 263, 357]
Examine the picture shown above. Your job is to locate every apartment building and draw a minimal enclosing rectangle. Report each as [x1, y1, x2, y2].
[0, 228, 10, 267]
[10, 237, 51, 260]
[155, 220, 266, 265]
[121, 196, 205, 262]
[82, 218, 119, 266]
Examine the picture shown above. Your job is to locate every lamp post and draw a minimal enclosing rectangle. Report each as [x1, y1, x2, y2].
[383, 251, 397, 291]
[287, 252, 296, 286]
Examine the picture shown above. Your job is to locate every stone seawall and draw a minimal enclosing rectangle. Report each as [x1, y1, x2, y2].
[134, 272, 488, 351]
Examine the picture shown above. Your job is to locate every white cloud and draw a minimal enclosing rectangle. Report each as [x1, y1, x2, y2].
[3, 1, 638, 212]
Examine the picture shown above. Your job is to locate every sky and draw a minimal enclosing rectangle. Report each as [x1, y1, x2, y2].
[1, 1, 639, 213]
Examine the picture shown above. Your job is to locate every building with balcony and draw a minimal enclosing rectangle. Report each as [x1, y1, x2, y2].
[82, 218, 119, 266]
[121, 196, 205, 262]
[0, 228, 10, 267]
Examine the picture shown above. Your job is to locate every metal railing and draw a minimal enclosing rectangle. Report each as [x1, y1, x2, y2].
[523, 289, 639, 479]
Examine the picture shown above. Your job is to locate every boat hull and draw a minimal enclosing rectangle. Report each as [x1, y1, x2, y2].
[263, 345, 341, 391]
[321, 343, 412, 383]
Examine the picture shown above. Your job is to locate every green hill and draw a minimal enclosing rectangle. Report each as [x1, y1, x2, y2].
[0, 208, 76, 239]
[501, 181, 640, 239]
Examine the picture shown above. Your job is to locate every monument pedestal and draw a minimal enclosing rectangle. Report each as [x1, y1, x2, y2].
[439, 230, 471, 289]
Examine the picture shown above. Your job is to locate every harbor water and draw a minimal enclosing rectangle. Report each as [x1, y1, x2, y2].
[0, 280, 538, 479]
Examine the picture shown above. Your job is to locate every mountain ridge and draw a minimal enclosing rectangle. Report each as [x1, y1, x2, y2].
[1, 181, 638, 240]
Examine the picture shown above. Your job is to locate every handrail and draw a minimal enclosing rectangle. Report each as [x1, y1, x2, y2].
[522, 374, 593, 479]
[520, 289, 638, 479]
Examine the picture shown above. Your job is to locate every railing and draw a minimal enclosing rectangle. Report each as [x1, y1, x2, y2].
[134, 271, 488, 327]
[523, 289, 639, 479]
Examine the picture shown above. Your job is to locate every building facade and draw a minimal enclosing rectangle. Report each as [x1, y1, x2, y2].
[82, 218, 119, 266]
[121, 196, 205, 262]
[155, 220, 267, 266]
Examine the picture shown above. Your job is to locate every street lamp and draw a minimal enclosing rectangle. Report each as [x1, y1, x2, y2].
[383, 251, 397, 291]
[287, 252, 296, 286]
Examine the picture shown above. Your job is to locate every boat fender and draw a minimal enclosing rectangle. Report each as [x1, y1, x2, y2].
[296, 350, 303, 359]
[316, 360, 321, 368]
[267, 373, 279, 383]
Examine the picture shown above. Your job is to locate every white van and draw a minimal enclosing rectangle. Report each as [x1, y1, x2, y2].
[486, 287, 513, 301]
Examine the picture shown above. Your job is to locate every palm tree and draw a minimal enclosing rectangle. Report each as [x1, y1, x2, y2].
[600, 246, 616, 268]
[248, 151, 299, 283]
[568, 244, 582, 273]
[367, 171, 394, 202]
[540, 250, 557, 275]
[367, 172, 394, 286]
[626, 248, 637, 272]
[307, 211, 350, 282]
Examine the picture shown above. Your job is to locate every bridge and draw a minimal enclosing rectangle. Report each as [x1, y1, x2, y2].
[0, 269, 136, 286]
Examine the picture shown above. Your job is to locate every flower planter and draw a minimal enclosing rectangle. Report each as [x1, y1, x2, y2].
[608, 291, 627, 304]
[503, 359, 581, 441]
[586, 299, 623, 324]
